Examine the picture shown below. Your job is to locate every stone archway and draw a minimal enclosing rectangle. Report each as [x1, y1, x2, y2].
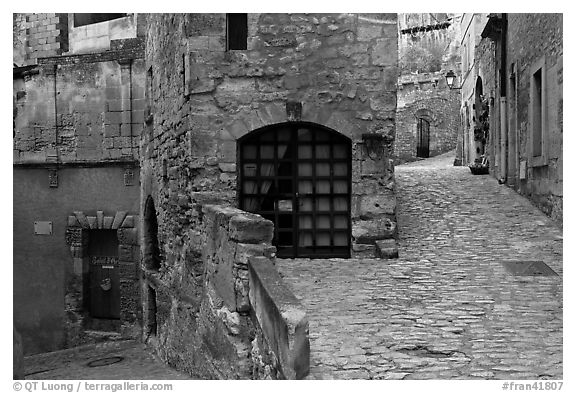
[238, 122, 352, 258]
[64, 210, 139, 344]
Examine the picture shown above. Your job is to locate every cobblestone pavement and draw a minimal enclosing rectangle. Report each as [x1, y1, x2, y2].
[23, 340, 193, 380]
[276, 151, 563, 380]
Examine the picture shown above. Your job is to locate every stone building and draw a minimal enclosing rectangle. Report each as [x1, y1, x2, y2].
[13, 13, 145, 354]
[394, 13, 461, 163]
[141, 13, 398, 378]
[457, 14, 562, 222]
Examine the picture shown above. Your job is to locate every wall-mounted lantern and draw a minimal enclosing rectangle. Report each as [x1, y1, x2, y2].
[445, 70, 462, 90]
[361, 133, 385, 160]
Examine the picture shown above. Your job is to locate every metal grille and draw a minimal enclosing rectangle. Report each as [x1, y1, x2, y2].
[501, 261, 558, 276]
[239, 123, 352, 258]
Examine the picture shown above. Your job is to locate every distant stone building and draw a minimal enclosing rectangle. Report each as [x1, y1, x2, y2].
[13, 13, 145, 354]
[394, 13, 461, 163]
[458, 14, 562, 222]
[141, 13, 399, 377]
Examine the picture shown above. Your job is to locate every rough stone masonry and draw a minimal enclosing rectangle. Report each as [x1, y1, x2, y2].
[140, 13, 400, 378]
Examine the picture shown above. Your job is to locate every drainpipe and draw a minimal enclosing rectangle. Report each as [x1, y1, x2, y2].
[119, 59, 133, 159]
[50, 64, 60, 164]
[499, 14, 508, 182]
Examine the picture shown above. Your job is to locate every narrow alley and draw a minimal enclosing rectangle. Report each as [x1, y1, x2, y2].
[276, 151, 563, 380]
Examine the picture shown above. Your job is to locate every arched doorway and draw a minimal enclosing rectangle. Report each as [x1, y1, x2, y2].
[238, 122, 352, 258]
[143, 196, 160, 271]
[416, 117, 430, 158]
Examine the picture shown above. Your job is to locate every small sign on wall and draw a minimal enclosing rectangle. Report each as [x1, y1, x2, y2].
[34, 221, 53, 235]
[519, 160, 527, 180]
[124, 168, 134, 186]
[48, 169, 58, 188]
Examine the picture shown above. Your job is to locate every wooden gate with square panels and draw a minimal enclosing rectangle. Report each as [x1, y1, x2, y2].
[239, 123, 352, 258]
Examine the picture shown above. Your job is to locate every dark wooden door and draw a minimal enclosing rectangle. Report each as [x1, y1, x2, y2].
[417, 118, 430, 158]
[88, 230, 120, 319]
[239, 123, 351, 258]
[89, 257, 120, 319]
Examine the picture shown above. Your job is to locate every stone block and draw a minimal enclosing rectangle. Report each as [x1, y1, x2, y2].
[118, 228, 138, 245]
[121, 215, 135, 228]
[357, 193, 397, 218]
[67, 215, 80, 227]
[87, 216, 97, 229]
[119, 244, 134, 262]
[103, 216, 114, 229]
[235, 243, 277, 266]
[235, 276, 250, 313]
[375, 239, 399, 259]
[218, 163, 236, 173]
[361, 156, 387, 175]
[112, 211, 128, 229]
[229, 214, 274, 244]
[372, 38, 398, 66]
[351, 243, 376, 258]
[74, 211, 90, 229]
[357, 24, 383, 41]
[97, 211, 104, 229]
[352, 218, 397, 244]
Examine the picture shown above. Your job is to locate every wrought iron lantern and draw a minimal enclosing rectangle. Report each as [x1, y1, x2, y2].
[445, 70, 462, 90]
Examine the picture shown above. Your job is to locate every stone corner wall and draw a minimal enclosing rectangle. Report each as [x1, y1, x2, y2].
[144, 13, 400, 261]
[142, 202, 307, 379]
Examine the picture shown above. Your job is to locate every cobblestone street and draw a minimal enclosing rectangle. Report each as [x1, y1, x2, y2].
[23, 341, 193, 380]
[276, 152, 563, 380]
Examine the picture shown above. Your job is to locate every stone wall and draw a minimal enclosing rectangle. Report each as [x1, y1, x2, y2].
[506, 13, 563, 223]
[395, 14, 460, 163]
[13, 13, 69, 66]
[143, 13, 399, 261]
[14, 55, 145, 164]
[13, 13, 145, 354]
[141, 204, 308, 379]
[395, 72, 460, 163]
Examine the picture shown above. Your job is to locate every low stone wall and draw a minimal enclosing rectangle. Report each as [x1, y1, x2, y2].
[143, 203, 309, 379]
[249, 256, 309, 379]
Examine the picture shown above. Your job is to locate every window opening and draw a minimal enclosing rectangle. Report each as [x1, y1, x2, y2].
[73, 13, 127, 27]
[227, 13, 248, 50]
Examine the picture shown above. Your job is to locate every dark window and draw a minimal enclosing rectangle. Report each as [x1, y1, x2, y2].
[227, 13, 248, 50]
[74, 13, 127, 27]
[532, 68, 543, 157]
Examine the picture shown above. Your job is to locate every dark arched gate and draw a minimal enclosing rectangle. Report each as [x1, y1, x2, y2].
[239, 122, 352, 258]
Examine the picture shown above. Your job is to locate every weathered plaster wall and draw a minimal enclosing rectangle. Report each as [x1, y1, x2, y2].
[13, 167, 140, 355]
[13, 13, 146, 354]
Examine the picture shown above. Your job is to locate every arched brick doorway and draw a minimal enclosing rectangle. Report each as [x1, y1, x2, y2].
[238, 122, 352, 258]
